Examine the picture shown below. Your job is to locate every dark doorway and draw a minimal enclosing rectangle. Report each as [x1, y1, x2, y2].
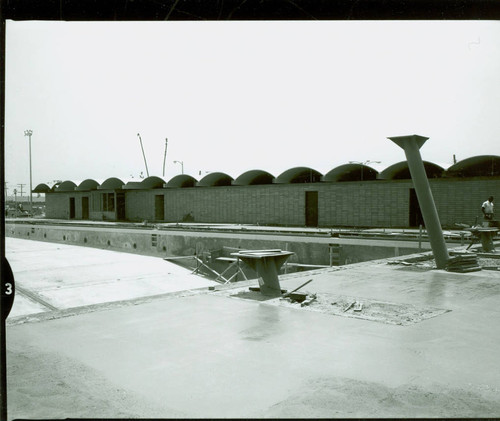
[305, 191, 319, 227]
[82, 197, 89, 220]
[409, 188, 424, 227]
[116, 192, 126, 221]
[155, 195, 165, 221]
[69, 197, 75, 219]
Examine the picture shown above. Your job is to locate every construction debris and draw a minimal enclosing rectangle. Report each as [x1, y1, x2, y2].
[282, 279, 313, 298]
[300, 294, 317, 307]
[353, 302, 364, 312]
[343, 301, 355, 312]
[285, 292, 308, 303]
[249, 286, 287, 294]
[387, 260, 412, 266]
[446, 253, 482, 273]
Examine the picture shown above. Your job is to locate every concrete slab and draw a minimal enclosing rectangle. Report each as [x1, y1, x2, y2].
[6, 237, 218, 317]
[4, 238, 500, 419]
[8, 294, 47, 318]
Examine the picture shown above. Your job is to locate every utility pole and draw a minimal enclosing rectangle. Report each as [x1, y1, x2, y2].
[18, 184, 25, 198]
[137, 133, 150, 177]
[163, 138, 168, 177]
[24, 130, 33, 212]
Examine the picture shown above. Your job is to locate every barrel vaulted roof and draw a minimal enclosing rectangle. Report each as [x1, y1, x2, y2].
[32, 183, 52, 193]
[233, 170, 275, 186]
[197, 172, 233, 187]
[165, 174, 198, 188]
[75, 179, 100, 191]
[54, 180, 77, 192]
[274, 167, 323, 184]
[98, 177, 124, 190]
[378, 161, 445, 180]
[445, 155, 500, 177]
[323, 164, 379, 182]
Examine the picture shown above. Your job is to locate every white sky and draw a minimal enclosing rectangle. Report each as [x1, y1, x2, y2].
[5, 20, 500, 193]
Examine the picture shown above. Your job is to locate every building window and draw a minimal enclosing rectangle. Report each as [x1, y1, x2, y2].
[101, 193, 115, 212]
[92, 193, 100, 211]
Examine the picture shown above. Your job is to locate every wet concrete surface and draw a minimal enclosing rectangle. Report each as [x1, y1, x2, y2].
[5, 238, 500, 418]
[6, 238, 218, 318]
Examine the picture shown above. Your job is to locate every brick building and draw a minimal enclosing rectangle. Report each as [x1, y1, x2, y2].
[34, 155, 499, 229]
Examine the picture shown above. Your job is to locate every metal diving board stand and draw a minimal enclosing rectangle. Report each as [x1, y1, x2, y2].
[214, 257, 249, 284]
[231, 249, 295, 297]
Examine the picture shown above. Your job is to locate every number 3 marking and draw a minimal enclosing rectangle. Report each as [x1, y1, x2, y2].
[5, 283, 12, 295]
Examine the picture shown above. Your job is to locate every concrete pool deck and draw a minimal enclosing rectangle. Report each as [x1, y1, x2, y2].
[4, 237, 500, 419]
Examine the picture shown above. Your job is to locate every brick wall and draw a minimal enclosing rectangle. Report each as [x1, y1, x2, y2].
[431, 177, 499, 227]
[164, 184, 307, 225]
[45, 176, 499, 228]
[163, 182, 413, 227]
[126, 190, 156, 222]
[46, 192, 90, 219]
[45, 193, 70, 219]
[319, 180, 413, 227]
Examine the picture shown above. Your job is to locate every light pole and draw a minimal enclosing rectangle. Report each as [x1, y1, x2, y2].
[348, 160, 381, 181]
[173, 160, 184, 174]
[24, 130, 33, 213]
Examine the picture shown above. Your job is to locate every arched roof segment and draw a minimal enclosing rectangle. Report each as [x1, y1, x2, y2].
[98, 177, 124, 190]
[32, 183, 52, 193]
[75, 179, 100, 191]
[197, 172, 233, 187]
[140, 176, 165, 189]
[232, 170, 275, 186]
[123, 181, 142, 190]
[378, 161, 445, 180]
[166, 174, 198, 188]
[274, 167, 323, 184]
[445, 155, 500, 177]
[323, 164, 379, 182]
[54, 180, 77, 192]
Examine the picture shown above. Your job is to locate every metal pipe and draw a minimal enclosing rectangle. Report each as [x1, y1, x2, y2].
[137, 133, 150, 177]
[162, 138, 168, 177]
[388, 135, 449, 269]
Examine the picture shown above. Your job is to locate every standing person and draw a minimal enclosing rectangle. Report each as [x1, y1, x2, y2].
[482, 196, 494, 221]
